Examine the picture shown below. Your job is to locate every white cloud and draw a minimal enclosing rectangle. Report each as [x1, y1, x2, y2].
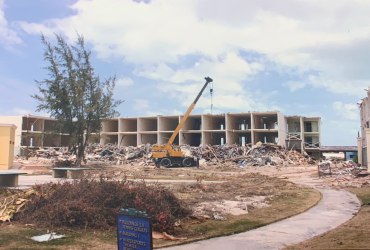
[18, 0, 370, 102]
[116, 77, 133, 87]
[133, 99, 149, 110]
[0, 0, 22, 50]
[282, 81, 307, 92]
[332, 101, 359, 121]
[141, 52, 272, 112]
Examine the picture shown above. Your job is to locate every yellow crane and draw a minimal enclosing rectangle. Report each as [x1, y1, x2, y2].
[152, 77, 213, 168]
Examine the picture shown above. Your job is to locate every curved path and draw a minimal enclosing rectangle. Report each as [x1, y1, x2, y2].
[163, 188, 361, 250]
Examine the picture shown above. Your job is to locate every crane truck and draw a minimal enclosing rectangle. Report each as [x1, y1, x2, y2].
[152, 77, 213, 168]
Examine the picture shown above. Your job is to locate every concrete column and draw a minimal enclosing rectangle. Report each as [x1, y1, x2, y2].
[365, 129, 370, 167]
[357, 137, 363, 165]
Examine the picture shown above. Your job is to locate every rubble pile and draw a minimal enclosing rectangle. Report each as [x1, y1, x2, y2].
[6, 179, 190, 232]
[189, 142, 316, 167]
[17, 142, 316, 167]
[322, 174, 370, 188]
[19, 143, 153, 166]
[85, 143, 153, 166]
[318, 160, 364, 176]
[318, 160, 370, 187]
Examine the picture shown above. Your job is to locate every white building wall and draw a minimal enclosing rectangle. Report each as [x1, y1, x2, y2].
[277, 111, 286, 146]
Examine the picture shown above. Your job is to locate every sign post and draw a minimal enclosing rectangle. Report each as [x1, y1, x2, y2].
[117, 208, 153, 250]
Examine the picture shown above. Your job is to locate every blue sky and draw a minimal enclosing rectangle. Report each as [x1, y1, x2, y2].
[0, 0, 366, 146]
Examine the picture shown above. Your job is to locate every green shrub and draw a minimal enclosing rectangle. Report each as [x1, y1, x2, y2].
[353, 155, 358, 164]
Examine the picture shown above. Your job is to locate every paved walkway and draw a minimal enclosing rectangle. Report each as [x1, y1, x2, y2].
[163, 188, 361, 250]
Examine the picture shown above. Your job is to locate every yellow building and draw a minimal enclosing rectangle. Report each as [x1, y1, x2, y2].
[0, 124, 17, 169]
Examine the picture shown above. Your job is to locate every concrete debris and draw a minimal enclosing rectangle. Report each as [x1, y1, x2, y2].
[322, 174, 370, 188]
[189, 143, 316, 167]
[16, 142, 315, 168]
[318, 160, 370, 187]
[17, 143, 154, 167]
[213, 214, 228, 221]
[192, 195, 272, 218]
[318, 160, 365, 177]
[31, 233, 65, 242]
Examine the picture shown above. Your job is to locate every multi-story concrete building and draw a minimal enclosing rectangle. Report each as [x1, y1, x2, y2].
[101, 111, 321, 158]
[0, 115, 72, 156]
[358, 89, 370, 166]
[0, 112, 322, 158]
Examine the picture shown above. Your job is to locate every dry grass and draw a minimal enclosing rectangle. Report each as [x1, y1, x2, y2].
[0, 224, 118, 250]
[0, 173, 321, 249]
[155, 174, 321, 248]
[284, 187, 370, 250]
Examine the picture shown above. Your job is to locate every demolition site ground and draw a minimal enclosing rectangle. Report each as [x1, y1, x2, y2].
[1, 143, 369, 249]
[0, 164, 323, 250]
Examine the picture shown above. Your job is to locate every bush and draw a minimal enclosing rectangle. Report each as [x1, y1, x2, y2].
[15, 178, 189, 232]
[353, 155, 358, 164]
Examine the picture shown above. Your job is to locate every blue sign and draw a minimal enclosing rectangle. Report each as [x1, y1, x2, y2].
[117, 210, 153, 250]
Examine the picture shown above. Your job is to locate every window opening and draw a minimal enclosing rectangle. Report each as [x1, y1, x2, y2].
[306, 122, 312, 132]
[294, 122, 300, 132]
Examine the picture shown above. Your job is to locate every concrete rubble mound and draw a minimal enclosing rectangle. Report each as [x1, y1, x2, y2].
[17, 141, 316, 167]
[18, 143, 153, 166]
[318, 160, 369, 187]
[188, 142, 316, 167]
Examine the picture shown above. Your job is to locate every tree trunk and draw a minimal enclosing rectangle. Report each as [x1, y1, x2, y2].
[76, 136, 84, 167]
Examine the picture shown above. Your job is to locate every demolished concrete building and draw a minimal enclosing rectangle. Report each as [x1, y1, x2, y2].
[0, 111, 322, 159]
[358, 88, 370, 167]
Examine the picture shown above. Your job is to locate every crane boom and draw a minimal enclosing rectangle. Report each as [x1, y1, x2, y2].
[166, 77, 213, 147]
[152, 77, 213, 168]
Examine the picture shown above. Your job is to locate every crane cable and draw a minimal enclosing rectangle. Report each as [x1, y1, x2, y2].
[210, 81, 214, 114]
[210, 81, 214, 140]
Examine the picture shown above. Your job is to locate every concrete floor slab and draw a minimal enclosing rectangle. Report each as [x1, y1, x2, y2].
[162, 188, 361, 250]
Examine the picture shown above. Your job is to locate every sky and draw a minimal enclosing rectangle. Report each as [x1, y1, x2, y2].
[0, 0, 367, 146]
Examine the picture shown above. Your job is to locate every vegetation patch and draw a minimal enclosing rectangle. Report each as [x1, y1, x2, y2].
[14, 178, 190, 233]
[0, 173, 321, 249]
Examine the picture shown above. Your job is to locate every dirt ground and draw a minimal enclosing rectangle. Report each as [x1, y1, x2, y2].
[1, 163, 324, 249]
[156, 177, 320, 248]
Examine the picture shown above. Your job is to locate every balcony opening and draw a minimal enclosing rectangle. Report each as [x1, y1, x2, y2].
[203, 115, 226, 130]
[253, 114, 278, 129]
[182, 116, 202, 130]
[182, 133, 202, 146]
